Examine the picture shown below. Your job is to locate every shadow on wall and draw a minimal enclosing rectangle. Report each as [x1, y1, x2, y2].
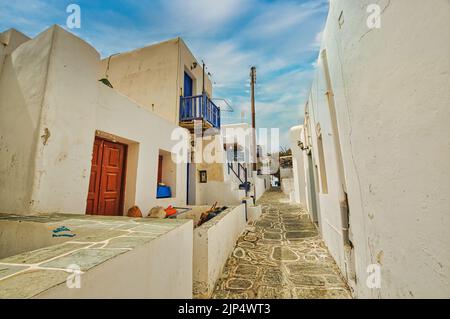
[0, 47, 49, 213]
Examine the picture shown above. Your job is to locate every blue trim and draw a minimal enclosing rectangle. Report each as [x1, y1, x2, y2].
[179, 93, 221, 129]
[184, 72, 193, 97]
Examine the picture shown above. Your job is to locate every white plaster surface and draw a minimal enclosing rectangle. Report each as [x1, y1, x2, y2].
[294, 0, 450, 298]
[37, 220, 193, 299]
[247, 204, 262, 222]
[192, 204, 247, 298]
[0, 26, 188, 215]
[289, 126, 307, 205]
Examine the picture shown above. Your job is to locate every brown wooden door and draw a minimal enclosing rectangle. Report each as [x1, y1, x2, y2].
[86, 138, 103, 214]
[158, 155, 163, 184]
[86, 137, 126, 216]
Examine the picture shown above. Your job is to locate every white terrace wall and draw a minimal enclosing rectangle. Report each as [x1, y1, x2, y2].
[304, 0, 450, 298]
[0, 26, 188, 215]
[193, 204, 246, 298]
[253, 172, 270, 201]
[38, 221, 193, 299]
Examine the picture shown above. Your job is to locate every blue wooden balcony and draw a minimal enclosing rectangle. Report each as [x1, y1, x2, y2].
[179, 93, 221, 130]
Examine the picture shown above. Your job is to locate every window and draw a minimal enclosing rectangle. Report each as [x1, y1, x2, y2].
[199, 170, 207, 183]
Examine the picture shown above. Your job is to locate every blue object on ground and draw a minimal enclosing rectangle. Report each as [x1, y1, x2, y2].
[157, 185, 172, 198]
[53, 233, 76, 238]
[52, 226, 71, 233]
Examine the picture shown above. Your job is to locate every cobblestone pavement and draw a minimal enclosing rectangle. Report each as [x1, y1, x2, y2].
[211, 188, 352, 299]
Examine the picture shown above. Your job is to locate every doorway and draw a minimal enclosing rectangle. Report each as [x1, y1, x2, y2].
[307, 152, 320, 224]
[187, 163, 196, 205]
[184, 72, 193, 97]
[86, 137, 127, 216]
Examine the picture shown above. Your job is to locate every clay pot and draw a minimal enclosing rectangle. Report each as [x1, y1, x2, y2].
[127, 206, 142, 218]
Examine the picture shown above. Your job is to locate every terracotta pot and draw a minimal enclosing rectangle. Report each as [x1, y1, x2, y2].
[127, 205, 142, 218]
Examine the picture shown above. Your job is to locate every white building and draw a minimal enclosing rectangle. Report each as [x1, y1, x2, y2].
[0, 26, 193, 216]
[290, 0, 450, 298]
[0, 25, 269, 217]
[0, 25, 269, 299]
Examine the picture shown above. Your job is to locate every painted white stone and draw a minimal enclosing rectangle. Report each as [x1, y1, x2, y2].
[291, 0, 450, 298]
[191, 204, 247, 298]
[247, 205, 262, 223]
[0, 26, 188, 215]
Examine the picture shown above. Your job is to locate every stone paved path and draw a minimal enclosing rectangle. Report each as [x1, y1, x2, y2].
[211, 188, 352, 299]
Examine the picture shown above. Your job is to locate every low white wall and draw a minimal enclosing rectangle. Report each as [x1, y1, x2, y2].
[281, 178, 295, 195]
[0, 220, 70, 259]
[280, 168, 293, 179]
[37, 220, 193, 299]
[253, 173, 270, 201]
[247, 204, 262, 222]
[193, 204, 246, 298]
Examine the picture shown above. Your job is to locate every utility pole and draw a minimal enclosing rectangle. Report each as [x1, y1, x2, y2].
[250, 66, 257, 172]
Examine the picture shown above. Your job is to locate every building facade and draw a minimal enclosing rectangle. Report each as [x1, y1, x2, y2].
[0, 25, 267, 298]
[0, 24, 269, 217]
[0, 26, 191, 216]
[290, 0, 450, 298]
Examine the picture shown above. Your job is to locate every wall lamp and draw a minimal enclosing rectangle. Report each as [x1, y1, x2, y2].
[298, 141, 310, 151]
[191, 62, 198, 70]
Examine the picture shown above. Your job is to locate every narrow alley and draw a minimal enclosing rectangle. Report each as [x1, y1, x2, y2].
[1, 0, 448, 302]
[211, 188, 352, 299]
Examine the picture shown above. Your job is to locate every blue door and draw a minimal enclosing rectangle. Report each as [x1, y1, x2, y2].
[184, 72, 193, 97]
[184, 72, 193, 119]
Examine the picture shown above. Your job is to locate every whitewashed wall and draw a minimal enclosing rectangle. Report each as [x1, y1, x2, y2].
[301, 0, 450, 298]
[37, 221, 193, 299]
[193, 205, 246, 298]
[0, 28, 62, 212]
[289, 126, 307, 205]
[0, 26, 188, 215]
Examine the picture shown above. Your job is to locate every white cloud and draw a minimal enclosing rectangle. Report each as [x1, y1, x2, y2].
[164, 0, 248, 28]
[242, 0, 326, 39]
[0, 0, 63, 35]
[0, 0, 328, 148]
[313, 30, 324, 48]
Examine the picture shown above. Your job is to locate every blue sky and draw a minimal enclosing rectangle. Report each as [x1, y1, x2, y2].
[0, 0, 328, 147]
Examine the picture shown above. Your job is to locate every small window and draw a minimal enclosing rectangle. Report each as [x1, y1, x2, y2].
[199, 170, 207, 183]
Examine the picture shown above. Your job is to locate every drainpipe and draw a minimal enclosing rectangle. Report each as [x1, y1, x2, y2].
[250, 66, 257, 172]
[202, 61, 205, 94]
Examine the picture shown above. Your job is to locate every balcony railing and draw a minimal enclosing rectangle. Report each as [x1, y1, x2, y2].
[180, 93, 221, 129]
